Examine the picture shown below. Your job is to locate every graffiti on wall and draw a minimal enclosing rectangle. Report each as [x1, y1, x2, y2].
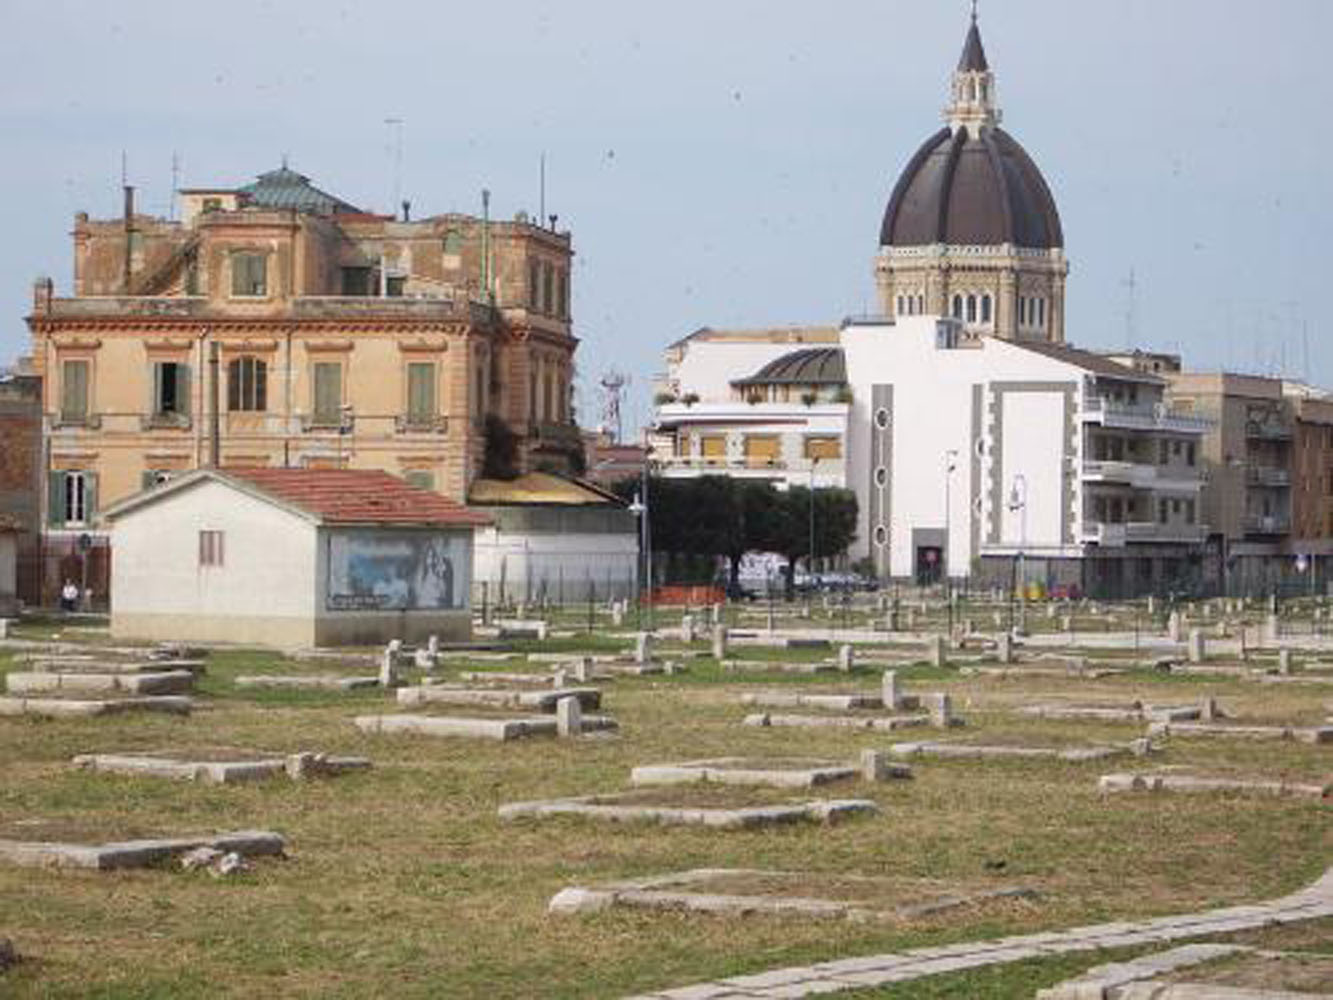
[326, 531, 464, 611]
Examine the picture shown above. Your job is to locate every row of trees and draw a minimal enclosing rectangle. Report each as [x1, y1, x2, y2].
[611, 475, 859, 592]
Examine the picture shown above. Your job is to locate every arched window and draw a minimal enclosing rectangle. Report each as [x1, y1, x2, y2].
[966, 295, 977, 323]
[952, 295, 964, 319]
[981, 294, 992, 324]
[916, 294, 925, 315]
[227, 356, 267, 412]
[896, 295, 904, 315]
[1037, 298, 1046, 329]
[1019, 298, 1029, 326]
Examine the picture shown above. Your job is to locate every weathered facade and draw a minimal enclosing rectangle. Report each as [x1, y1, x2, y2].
[0, 371, 44, 604]
[27, 167, 581, 554]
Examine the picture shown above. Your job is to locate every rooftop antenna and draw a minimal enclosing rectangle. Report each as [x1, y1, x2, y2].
[169, 152, 181, 221]
[385, 117, 404, 218]
[120, 150, 127, 187]
[1121, 268, 1138, 350]
[600, 370, 628, 443]
[539, 152, 546, 227]
[971, 0, 978, 21]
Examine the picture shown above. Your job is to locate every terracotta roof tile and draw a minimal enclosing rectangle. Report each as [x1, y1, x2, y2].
[225, 469, 490, 527]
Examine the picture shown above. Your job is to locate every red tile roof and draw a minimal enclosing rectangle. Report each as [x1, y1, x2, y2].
[225, 469, 490, 527]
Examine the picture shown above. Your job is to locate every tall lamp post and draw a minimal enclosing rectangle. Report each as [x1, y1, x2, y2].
[1008, 473, 1028, 635]
[944, 449, 958, 635]
[807, 457, 820, 595]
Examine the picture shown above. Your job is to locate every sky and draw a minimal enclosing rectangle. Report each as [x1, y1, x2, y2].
[1, 0, 1328, 437]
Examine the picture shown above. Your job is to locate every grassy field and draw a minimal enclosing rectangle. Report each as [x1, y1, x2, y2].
[0, 615, 1330, 998]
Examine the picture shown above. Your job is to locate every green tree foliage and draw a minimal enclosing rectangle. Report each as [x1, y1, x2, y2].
[610, 475, 858, 590]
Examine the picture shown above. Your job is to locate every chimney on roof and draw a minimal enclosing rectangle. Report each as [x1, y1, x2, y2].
[402, 199, 411, 222]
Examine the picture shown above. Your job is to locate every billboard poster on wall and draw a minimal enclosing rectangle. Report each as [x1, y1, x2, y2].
[326, 531, 465, 611]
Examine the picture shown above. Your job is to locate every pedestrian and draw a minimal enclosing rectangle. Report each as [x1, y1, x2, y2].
[60, 579, 79, 613]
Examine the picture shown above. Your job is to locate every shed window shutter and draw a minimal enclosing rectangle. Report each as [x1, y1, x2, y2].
[84, 472, 98, 520]
[47, 471, 66, 526]
[175, 365, 191, 414]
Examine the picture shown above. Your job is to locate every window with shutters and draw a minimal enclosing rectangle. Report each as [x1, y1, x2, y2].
[152, 362, 190, 418]
[528, 260, 540, 309]
[198, 530, 225, 568]
[60, 359, 89, 424]
[48, 470, 97, 527]
[312, 362, 343, 425]
[558, 269, 569, 319]
[542, 262, 554, 314]
[700, 435, 727, 464]
[804, 436, 842, 461]
[743, 435, 781, 467]
[230, 252, 268, 297]
[403, 470, 436, 492]
[406, 362, 436, 425]
[227, 357, 267, 412]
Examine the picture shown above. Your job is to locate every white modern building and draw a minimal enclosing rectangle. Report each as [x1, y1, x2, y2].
[652, 326, 849, 490]
[102, 468, 488, 648]
[843, 315, 1209, 595]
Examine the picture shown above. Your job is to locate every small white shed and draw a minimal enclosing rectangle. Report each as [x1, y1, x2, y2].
[102, 468, 489, 649]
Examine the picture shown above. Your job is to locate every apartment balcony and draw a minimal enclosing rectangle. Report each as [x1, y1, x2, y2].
[1082, 461, 1202, 491]
[138, 412, 192, 431]
[1082, 396, 1210, 434]
[1245, 420, 1293, 441]
[1245, 466, 1291, 488]
[394, 415, 449, 435]
[654, 400, 848, 430]
[1081, 521, 1207, 547]
[1243, 515, 1291, 536]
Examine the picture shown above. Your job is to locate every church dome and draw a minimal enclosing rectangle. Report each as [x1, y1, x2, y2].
[879, 18, 1063, 251]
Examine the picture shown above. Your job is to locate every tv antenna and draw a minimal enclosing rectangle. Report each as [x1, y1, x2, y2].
[1122, 268, 1138, 350]
[599, 370, 628, 443]
[385, 117, 405, 218]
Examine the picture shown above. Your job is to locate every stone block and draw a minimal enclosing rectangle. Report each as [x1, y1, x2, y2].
[882, 669, 902, 711]
[1187, 629, 1205, 664]
[711, 627, 728, 661]
[635, 632, 654, 664]
[837, 644, 854, 672]
[556, 695, 583, 737]
[926, 636, 946, 667]
[927, 692, 954, 728]
[861, 749, 913, 783]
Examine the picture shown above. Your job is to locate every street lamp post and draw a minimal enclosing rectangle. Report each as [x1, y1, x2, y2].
[1008, 473, 1028, 636]
[807, 457, 820, 604]
[627, 492, 645, 628]
[944, 449, 958, 637]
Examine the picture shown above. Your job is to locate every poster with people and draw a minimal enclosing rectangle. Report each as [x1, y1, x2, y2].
[326, 531, 464, 611]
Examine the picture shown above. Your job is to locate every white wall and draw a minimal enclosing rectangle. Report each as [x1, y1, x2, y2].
[671, 340, 817, 402]
[842, 316, 1085, 578]
[111, 478, 317, 621]
[472, 527, 639, 602]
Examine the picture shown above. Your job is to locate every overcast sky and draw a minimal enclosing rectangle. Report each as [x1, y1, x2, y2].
[1, 0, 1328, 436]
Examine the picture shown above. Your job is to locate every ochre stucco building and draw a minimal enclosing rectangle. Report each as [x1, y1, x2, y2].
[27, 167, 582, 558]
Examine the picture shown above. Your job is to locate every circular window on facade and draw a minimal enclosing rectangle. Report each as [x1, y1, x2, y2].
[874, 408, 890, 429]
[873, 525, 888, 547]
[875, 467, 888, 488]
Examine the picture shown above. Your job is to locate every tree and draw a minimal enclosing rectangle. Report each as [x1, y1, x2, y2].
[763, 486, 859, 596]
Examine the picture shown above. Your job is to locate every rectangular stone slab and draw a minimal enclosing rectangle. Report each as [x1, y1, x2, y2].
[1021, 704, 1202, 723]
[396, 685, 602, 711]
[1154, 722, 1333, 744]
[235, 675, 379, 691]
[72, 752, 371, 783]
[0, 696, 193, 718]
[890, 742, 1128, 762]
[1099, 773, 1331, 799]
[22, 657, 207, 675]
[6, 670, 194, 696]
[630, 758, 861, 789]
[354, 713, 618, 741]
[741, 692, 887, 711]
[498, 795, 878, 828]
[744, 712, 930, 732]
[0, 830, 285, 870]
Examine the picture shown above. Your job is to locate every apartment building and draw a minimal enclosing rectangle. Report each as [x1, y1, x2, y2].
[650, 326, 849, 491]
[27, 166, 582, 559]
